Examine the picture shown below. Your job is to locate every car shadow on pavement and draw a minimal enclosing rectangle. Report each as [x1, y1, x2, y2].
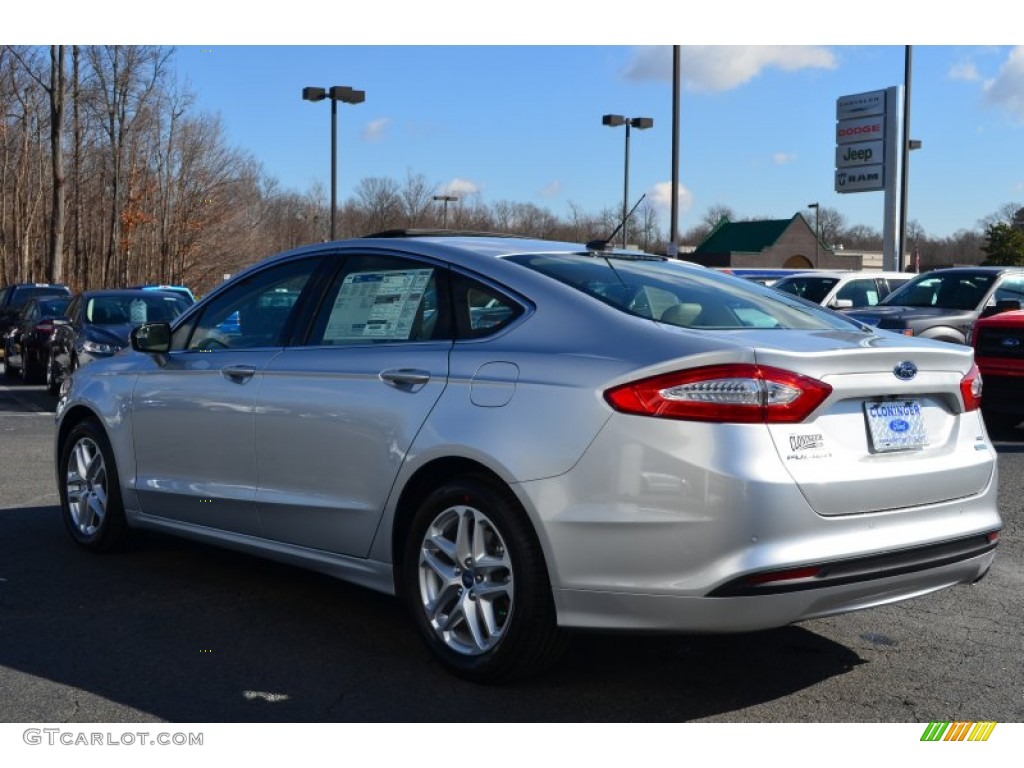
[0, 505, 863, 723]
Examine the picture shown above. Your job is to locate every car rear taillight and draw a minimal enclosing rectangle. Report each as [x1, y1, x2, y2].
[34, 320, 54, 334]
[604, 364, 833, 424]
[960, 363, 982, 412]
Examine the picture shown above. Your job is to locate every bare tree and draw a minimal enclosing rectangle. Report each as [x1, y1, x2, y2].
[354, 176, 402, 234]
[399, 170, 434, 228]
[85, 45, 172, 284]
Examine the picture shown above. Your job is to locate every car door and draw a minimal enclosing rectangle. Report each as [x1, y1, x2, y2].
[130, 256, 321, 535]
[254, 252, 453, 557]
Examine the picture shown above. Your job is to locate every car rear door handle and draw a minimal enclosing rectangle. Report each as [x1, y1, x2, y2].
[221, 364, 256, 383]
[380, 368, 430, 391]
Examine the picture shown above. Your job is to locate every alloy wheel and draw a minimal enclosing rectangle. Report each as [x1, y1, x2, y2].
[65, 436, 109, 537]
[417, 504, 514, 656]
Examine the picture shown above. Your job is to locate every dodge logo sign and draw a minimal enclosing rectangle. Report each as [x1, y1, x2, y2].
[893, 361, 918, 380]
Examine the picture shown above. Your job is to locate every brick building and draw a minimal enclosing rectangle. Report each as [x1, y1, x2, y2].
[688, 214, 863, 271]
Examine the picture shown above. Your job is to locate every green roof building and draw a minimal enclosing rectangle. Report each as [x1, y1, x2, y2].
[689, 214, 861, 271]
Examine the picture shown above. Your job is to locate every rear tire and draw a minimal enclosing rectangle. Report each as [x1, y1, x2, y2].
[22, 349, 43, 384]
[58, 418, 130, 552]
[402, 475, 566, 683]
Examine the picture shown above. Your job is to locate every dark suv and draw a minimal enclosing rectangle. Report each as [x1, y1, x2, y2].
[0, 283, 72, 359]
[845, 267, 1024, 344]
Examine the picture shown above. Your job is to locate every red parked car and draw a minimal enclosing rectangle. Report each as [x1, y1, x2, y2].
[972, 309, 1024, 430]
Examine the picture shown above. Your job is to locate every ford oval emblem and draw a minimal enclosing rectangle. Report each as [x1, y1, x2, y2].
[1001, 337, 1021, 348]
[889, 419, 910, 433]
[893, 361, 917, 381]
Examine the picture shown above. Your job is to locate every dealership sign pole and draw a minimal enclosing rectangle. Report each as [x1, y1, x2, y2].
[835, 87, 903, 272]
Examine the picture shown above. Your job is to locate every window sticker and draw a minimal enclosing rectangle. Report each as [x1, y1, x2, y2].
[129, 299, 148, 324]
[323, 269, 433, 342]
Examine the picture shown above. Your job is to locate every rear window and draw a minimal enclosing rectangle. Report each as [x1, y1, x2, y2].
[773, 276, 839, 304]
[883, 272, 997, 310]
[10, 285, 70, 309]
[507, 254, 860, 331]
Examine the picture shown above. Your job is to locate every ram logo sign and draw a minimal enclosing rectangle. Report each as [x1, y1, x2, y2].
[835, 166, 884, 193]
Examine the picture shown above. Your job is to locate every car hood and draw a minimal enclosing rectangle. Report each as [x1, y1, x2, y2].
[84, 324, 133, 347]
[845, 305, 975, 326]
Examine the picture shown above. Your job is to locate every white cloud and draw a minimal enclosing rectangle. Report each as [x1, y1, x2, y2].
[772, 152, 797, 165]
[539, 180, 561, 198]
[649, 181, 693, 214]
[361, 118, 392, 142]
[442, 178, 480, 196]
[984, 46, 1024, 122]
[948, 60, 980, 82]
[624, 45, 836, 91]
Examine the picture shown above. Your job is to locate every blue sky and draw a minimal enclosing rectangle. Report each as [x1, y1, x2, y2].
[13, 5, 1024, 241]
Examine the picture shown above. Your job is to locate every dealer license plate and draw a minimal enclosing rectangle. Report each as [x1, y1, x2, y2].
[864, 400, 927, 452]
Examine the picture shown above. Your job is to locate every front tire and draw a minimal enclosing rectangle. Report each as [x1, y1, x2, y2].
[46, 350, 61, 396]
[3, 341, 18, 378]
[402, 475, 565, 683]
[58, 418, 129, 551]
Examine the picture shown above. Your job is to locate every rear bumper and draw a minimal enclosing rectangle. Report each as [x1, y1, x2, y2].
[554, 545, 995, 631]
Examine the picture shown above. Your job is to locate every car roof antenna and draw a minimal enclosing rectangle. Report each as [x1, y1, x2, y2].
[586, 194, 646, 252]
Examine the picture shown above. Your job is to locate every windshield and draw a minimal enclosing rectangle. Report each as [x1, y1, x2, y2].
[86, 294, 190, 325]
[773, 276, 839, 304]
[507, 254, 862, 332]
[881, 272, 996, 310]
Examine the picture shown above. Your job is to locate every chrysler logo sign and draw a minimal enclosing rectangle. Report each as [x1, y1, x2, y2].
[893, 361, 918, 380]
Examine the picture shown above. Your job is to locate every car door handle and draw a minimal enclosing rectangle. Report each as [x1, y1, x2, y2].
[380, 368, 430, 391]
[221, 364, 256, 383]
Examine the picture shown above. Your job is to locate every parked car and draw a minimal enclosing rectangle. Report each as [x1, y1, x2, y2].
[971, 308, 1024, 430]
[128, 284, 196, 304]
[846, 266, 1024, 344]
[3, 295, 72, 383]
[772, 270, 913, 310]
[48, 289, 191, 396]
[54, 233, 1001, 682]
[0, 283, 71, 358]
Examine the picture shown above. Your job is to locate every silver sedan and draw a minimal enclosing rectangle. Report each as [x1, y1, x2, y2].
[54, 234, 1001, 681]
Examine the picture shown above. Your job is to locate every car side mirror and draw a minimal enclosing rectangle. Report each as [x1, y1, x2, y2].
[981, 299, 1022, 318]
[131, 322, 171, 353]
[830, 298, 854, 309]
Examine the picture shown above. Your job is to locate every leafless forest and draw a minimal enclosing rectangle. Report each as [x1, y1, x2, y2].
[1, 46, 1011, 295]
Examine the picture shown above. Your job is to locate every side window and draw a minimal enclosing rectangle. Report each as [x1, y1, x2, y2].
[452, 273, 524, 340]
[994, 276, 1024, 305]
[179, 257, 318, 351]
[835, 278, 879, 307]
[307, 254, 449, 346]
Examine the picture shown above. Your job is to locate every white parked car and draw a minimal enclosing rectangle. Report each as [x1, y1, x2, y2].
[773, 270, 913, 310]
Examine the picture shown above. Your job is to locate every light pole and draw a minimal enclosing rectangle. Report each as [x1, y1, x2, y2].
[602, 114, 653, 248]
[433, 194, 458, 229]
[808, 202, 820, 268]
[302, 85, 365, 241]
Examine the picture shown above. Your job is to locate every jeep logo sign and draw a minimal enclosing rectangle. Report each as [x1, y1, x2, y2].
[836, 140, 884, 168]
